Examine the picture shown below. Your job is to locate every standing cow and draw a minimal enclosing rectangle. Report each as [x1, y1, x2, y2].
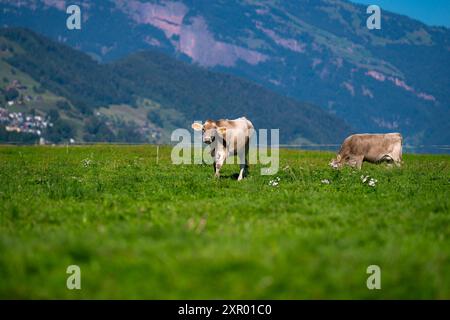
[192, 117, 254, 180]
[330, 133, 403, 169]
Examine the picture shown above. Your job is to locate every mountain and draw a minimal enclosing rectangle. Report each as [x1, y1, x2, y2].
[1, 0, 447, 146]
[0, 27, 350, 144]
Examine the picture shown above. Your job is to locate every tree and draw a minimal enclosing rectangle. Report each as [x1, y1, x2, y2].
[83, 116, 115, 142]
[4, 88, 19, 101]
[56, 100, 71, 111]
[48, 109, 60, 121]
[147, 110, 163, 127]
[32, 85, 45, 94]
[46, 118, 75, 143]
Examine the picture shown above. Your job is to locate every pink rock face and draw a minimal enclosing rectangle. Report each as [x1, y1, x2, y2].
[13, 0, 91, 11]
[372, 117, 399, 130]
[311, 58, 322, 69]
[362, 86, 374, 98]
[255, 7, 269, 15]
[387, 77, 436, 101]
[417, 92, 436, 101]
[342, 81, 355, 96]
[101, 45, 116, 56]
[269, 79, 281, 86]
[178, 17, 268, 67]
[116, 0, 187, 38]
[389, 77, 414, 92]
[366, 70, 386, 81]
[333, 57, 343, 68]
[319, 67, 329, 80]
[144, 36, 161, 47]
[256, 24, 306, 53]
[42, 0, 66, 11]
[366, 70, 436, 102]
[115, 0, 267, 67]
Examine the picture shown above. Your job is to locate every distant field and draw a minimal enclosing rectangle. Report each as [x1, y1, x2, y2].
[0, 145, 449, 299]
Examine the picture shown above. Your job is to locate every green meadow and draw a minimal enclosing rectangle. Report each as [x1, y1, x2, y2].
[0, 145, 449, 299]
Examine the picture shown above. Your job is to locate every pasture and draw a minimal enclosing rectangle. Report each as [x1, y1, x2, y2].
[0, 145, 449, 299]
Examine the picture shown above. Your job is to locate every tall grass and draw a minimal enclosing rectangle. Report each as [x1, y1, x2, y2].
[0, 145, 449, 299]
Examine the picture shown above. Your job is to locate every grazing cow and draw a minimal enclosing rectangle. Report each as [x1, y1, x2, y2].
[330, 133, 402, 169]
[192, 117, 254, 180]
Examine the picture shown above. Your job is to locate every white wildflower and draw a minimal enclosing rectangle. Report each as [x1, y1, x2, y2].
[361, 174, 378, 187]
[361, 175, 369, 183]
[268, 177, 280, 186]
[81, 158, 93, 168]
[321, 179, 330, 184]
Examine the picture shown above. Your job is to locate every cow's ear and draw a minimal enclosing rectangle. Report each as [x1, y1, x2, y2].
[337, 154, 341, 161]
[191, 122, 203, 131]
[217, 127, 227, 136]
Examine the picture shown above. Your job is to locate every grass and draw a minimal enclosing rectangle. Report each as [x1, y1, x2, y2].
[0, 145, 449, 299]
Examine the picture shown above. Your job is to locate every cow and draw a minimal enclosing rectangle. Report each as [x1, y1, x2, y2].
[191, 117, 254, 180]
[330, 133, 403, 169]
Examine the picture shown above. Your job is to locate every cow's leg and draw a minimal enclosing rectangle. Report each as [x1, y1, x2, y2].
[347, 158, 357, 168]
[355, 156, 364, 170]
[215, 157, 225, 178]
[393, 157, 402, 167]
[238, 152, 245, 181]
[382, 155, 395, 168]
[245, 142, 250, 176]
[392, 143, 402, 166]
[215, 161, 222, 178]
[237, 144, 249, 181]
[392, 153, 402, 167]
[214, 148, 226, 178]
[238, 166, 245, 181]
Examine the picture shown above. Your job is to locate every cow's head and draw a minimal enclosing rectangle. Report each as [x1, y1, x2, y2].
[191, 120, 226, 144]
[329, 154, 343, 169]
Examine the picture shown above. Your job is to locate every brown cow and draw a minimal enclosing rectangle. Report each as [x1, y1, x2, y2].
[192, 117, 254, 180]
[330, 133, 403, 169]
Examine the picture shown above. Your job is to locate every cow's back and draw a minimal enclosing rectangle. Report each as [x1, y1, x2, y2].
[342, 133, 402, 162]
[216, 117, 253, 155]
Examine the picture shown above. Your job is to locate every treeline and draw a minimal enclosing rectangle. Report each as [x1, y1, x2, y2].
[83, 116, 147, 143]
[0, 126, 38, 144]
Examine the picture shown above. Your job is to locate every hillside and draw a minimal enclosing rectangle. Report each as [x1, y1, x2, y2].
[1, 0, 448, 145]
[0, 28, 351, 144]
[111, 50, 351, 143]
